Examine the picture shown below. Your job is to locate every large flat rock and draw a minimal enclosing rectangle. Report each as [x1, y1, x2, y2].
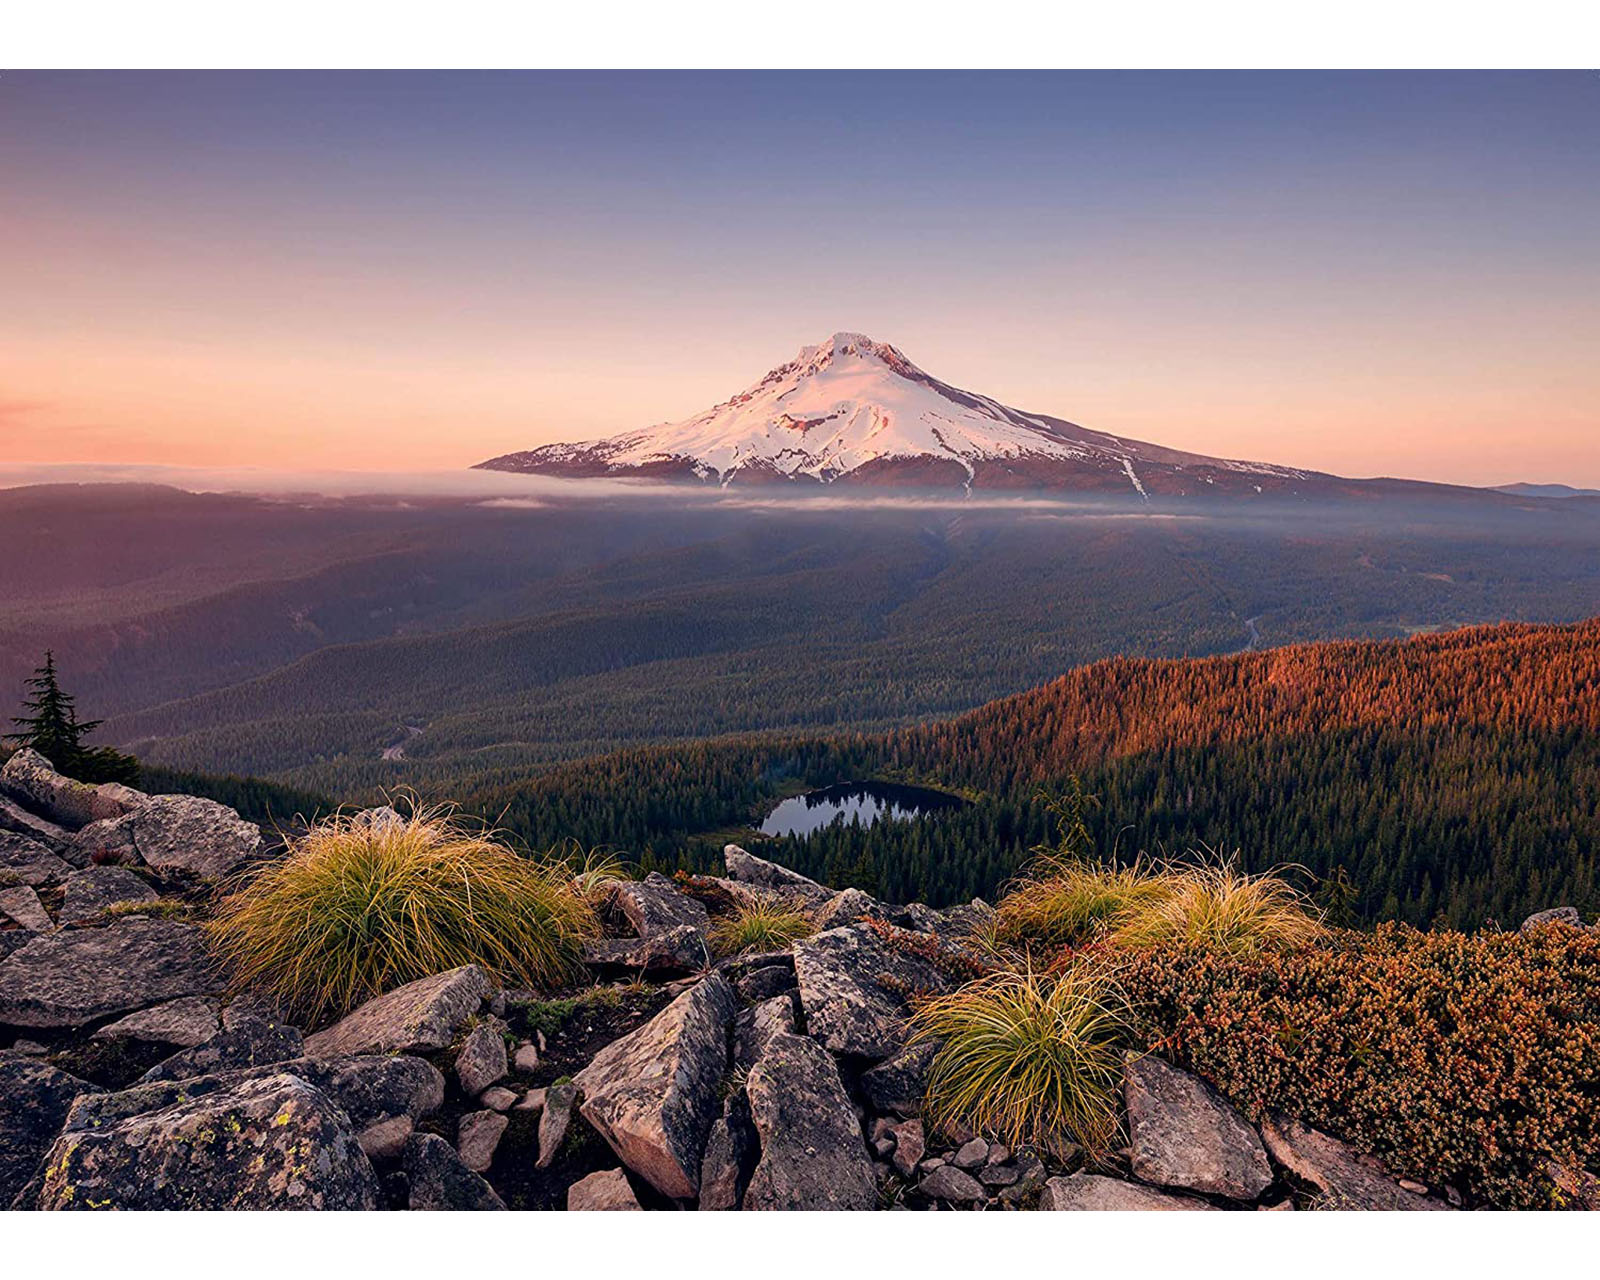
[1124, 1053, 1272, 1200]
[57, 866, 159, 925]
[0, 749, 143, 831]
[0, 918, 221, 1029]
[303, 964, 492, 1057]
[1041, 1173, 1217, 1211]
[32, 1072, 381, 1210]
[743, 1031, 877, 1211]
[0, 832, 71, 886]
[575, 973, 737, 1200]
[93, 995, 221, 1048]
[1260, 1113, 1451, 1210]
[77, 794, 263, 879]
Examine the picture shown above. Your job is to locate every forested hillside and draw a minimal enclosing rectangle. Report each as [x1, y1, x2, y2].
[471, 620, 1600, 929]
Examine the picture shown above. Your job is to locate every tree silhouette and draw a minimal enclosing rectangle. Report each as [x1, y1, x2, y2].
[7, 651, 140, 785]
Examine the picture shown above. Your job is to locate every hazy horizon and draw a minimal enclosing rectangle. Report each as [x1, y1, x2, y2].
[3, 71, 1598, 487]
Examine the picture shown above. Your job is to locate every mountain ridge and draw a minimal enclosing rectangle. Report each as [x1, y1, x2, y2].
[475, 332, 1487, 499]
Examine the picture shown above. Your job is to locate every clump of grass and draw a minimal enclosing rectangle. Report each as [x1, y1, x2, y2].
[1109, 863, 1324, 956]
[708, 896, 814, 956]
[989, 856, 1171, 952]
[207, 804, 600, 1024]
[911, 967, 1129, 1157]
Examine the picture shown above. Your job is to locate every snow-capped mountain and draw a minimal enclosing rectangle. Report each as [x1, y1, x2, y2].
[473, 332, 1324, 497]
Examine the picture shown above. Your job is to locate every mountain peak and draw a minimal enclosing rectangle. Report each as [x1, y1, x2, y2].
[475, 333, 1318, 497]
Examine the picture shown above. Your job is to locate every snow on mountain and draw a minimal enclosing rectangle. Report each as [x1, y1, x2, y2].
[475, 332, 1321, 497]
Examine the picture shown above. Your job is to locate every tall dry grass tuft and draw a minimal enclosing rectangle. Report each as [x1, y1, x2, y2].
[988, 856, 1170, 952]
[708, 894, 814, 956]
[207, 804, 601, 1024]
[1109, 862, 1324, 955]
[911, 967, 1129, 1158]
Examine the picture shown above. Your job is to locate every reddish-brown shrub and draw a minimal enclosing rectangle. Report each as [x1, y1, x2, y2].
[1121, 922, 1600, 1208]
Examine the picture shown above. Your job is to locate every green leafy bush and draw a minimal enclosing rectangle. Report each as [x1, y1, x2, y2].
[1122, 922, 1600, 1208]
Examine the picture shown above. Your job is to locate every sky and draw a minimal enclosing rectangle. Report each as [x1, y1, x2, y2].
[2, 71, 1597, 486]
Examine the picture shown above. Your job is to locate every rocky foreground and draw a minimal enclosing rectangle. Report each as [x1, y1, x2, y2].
[0, 750, 1477, 1211]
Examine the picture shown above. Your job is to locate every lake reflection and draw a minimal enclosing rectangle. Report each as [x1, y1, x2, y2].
[758, 781, 966, 839]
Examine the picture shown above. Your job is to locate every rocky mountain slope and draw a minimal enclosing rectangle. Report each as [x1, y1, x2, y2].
[2, 750, 1558, 1212]
[475, 332, 1483, 499]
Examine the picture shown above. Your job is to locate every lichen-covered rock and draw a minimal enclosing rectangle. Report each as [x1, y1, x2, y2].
[0, 749, 144, 831]
[0, 1059, 101, 1208]
[0, 796, 74, 855]
[792, 923, 955, 1060]
[537, 1080, 581, 1170]
[582, 925, 708, 974]
[0, 831, 70, 885]
[698, 1091, 757, 1211]
[303, 965, 492, 1057]
[813, 887, 889, 931]
[77, 793, 262, 879]
[887, 1118, 925, 1178]
[612, 872, 711, 939]
[1124, 1053, 1272, 1200]
[733, 993, 796, 1067]
[138, 1015, 305, 1083]
[722, 844, 832, 906]
[0, 918, 220, 1028]
[404, 1131, 505, 1210]
[32, 1072, 381, 1210]
[1040, 1173, 1216, 1211]
[735, 963, 796, 1002]
[569, 1166, 643, 1210]
[575, 974, 737, 1199]
[93, 995, 222, 1048]
[743, 1032, 876, 1211]
[455, 1019, 509, 1097]
[57, 866, 159, 924]
[0, 884, 54, 932]
[859, 1040, 936, 1117]
[1259, 1113, 1451, 1210]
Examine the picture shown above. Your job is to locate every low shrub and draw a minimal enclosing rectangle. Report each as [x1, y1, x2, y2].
[708, 896, 813, 956]
[910, 967, 1129, 1157]
[1122, 922, 1600, 1209]
[207, 805, 600, 1024]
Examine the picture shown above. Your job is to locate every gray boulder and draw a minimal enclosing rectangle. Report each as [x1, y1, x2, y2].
[792, 923, 955, 1060]
[0, 832, 71, 885]
[0, 749, 144, 830]
[1522, 906, 1585, 932]
[0, 918, 220, 1028]
[303, 964, 492, 1057]
[0, 797, 73, 854]
[33, 1072, 380, 1210]
[1041, 1172, 1216, 1211]
[404, 1131, 505, 1210]
[735, 963, 796, 1002]
[455, 1019, 509, 1097]
[733, 993, 797, 1067]
[743, 1031, 877, 1211]
[1259, 1113, 1451, 1210]
[919, 1164, 986, 1202]
[813, 887, 889, 931]
[77, 793, 262, 879]
[93, 995, 222, 1048]
[612, 872, 711, 938]
[0, 1059, 101, 1208]
[57, 866, 159, 924]
[1124, 1053, 1272, 1200]
[722, 844, 832, 905]
[582, 925, 707, 974]
[0, 884, 54, 932]
[859, 1040, 937, 1116]
[575, 973, 737, 1199]
[568, 1167, 643, 1210]
[138, 1015, 304, 1083]
[457, 1109, 508, 1173]
[887, 1118, 925, 1178]
[536, 1080, 581, 1169]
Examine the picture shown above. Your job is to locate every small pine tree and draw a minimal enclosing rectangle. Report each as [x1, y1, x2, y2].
[6, 651, 139, 785]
